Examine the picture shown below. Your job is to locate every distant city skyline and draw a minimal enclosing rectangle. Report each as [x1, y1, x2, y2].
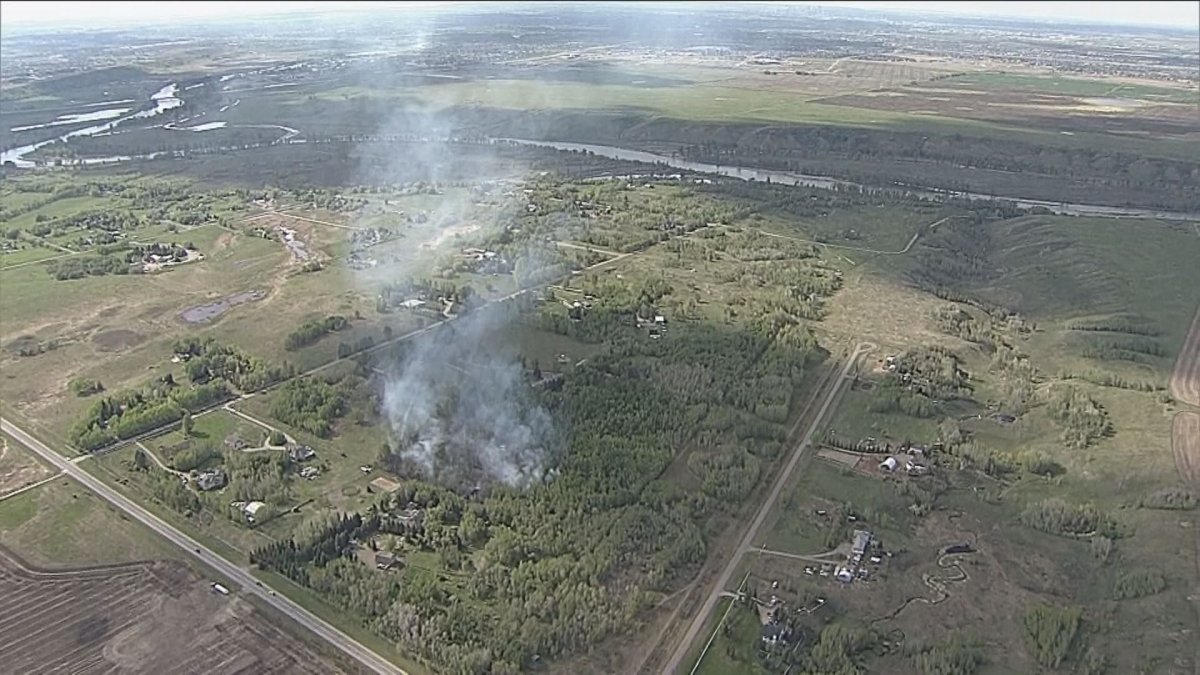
[806, 1, 1199, 29]
[0, 0, 1196, 30]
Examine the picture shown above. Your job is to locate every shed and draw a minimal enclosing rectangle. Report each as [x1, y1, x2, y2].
[880, 456, 898, 472]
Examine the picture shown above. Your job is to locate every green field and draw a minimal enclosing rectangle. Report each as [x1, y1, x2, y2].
[941, 71, 1198, 103]
[0, 475, 182, 566]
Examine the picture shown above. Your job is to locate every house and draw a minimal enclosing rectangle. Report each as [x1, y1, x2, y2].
[195, 469, 226, 491]
[761, 622, 790, 645]
[852, 530, 872, 558]
[374, 550, 398, 570]
[879, 456, 898, 472]
[243, 501, 267, 523]
[835, 567, 855, 583]
[397, 502, 425, 526]
[288, 444, 316, 462]
[654, 315, 666, 325]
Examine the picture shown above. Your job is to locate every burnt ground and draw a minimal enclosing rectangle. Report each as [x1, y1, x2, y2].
[0, 545, 345, 674]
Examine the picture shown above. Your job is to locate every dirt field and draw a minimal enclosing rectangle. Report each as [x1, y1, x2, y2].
[0, 545, 343, 674]
[818, 86, 1198, 137]
[1170, 307, 1200, 407]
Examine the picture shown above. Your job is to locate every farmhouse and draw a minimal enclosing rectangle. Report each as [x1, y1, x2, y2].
[852, 530, 873, 559]
[374, 550, 399, 570]
[243, 501, 267, 523]
[288, 444, 316, 462]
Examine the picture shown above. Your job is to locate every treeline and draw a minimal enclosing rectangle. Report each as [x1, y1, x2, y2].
[1020, 498, 1119, 539]
[45, 253, 137, 280]
[1060, 369, 1162, 393]
[672, 123, 1200, 211]
[1066, 314, 1159, 337]
[68, 381, 231, 451]
[285, 315, 348, 350]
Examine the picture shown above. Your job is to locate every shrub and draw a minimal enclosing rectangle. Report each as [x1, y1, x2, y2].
[68, 378, 104, 397]
[1022, 603, 1081, 668]
[1137, 486, 1197, 510]
[1112, 569, 1166, 600]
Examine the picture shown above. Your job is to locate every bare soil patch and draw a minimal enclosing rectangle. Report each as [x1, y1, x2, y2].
[0, 546, 343, 674]
[91, 328, 145, 352]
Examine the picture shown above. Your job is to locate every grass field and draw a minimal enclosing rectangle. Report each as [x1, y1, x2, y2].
[938, 72, 1198, 103]
[0, 476, 182, 566]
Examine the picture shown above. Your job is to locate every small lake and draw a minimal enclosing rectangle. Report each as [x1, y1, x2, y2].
[180, 290, 265, 324]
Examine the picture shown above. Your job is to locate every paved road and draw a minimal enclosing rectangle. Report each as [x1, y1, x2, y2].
[0, 418, 405, 675]
[661, 341, 875, 674]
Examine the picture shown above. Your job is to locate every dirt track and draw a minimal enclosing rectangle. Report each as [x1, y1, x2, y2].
[1173, 412, 1200, 488]
[1170, 307, 1200, 407]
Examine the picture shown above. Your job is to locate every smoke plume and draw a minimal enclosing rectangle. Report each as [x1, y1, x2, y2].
[349, 55, 560, 489]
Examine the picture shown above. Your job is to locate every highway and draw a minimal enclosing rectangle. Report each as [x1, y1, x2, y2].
[661, 341, 875, 674]
[0, 418, 405, 675]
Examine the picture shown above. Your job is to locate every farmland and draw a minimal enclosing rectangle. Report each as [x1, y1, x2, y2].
[0, 545, 341, 674]
[1, 3, 1198, 674]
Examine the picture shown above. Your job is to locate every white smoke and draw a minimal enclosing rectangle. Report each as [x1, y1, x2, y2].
[379, 304, 556, 488]
[349, 26, 561, 489]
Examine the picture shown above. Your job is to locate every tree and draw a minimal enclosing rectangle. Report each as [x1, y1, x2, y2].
[181, 411, 193, 438]
[131, 448, 150, 472]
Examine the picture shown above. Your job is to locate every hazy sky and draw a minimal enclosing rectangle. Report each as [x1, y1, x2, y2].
[0, 0, 1196, 29]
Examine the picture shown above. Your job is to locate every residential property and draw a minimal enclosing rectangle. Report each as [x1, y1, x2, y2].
[195, 469, 226, 491]
[397, 502, 425, 526]
[835, 567, 854, 583]
[243, 501, 267, 523]
[288, 444, 316, 462]
[760, 622, 790, 645]
[852, 530, 873, 558]
[374, 550, 399, 570]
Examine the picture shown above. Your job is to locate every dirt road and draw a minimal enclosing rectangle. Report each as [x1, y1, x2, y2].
[658, 341, 874, 675]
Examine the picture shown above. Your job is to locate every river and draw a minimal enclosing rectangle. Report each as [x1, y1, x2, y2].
[1, 83, 183, 168]
[494, 139, 1200, 222]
